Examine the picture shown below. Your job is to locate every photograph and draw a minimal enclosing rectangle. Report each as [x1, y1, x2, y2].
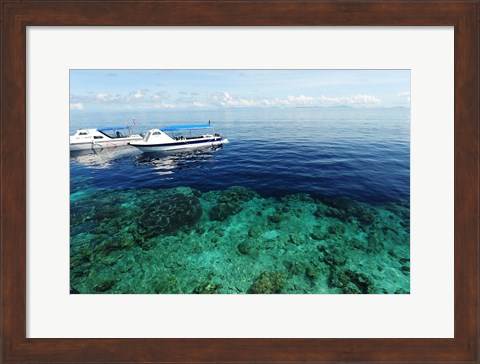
[70, 69, 410, 294]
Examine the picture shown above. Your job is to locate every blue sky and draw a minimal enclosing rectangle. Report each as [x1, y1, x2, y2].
[70, 70, 410, 111]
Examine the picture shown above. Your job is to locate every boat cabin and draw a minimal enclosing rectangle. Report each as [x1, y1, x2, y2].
[70, 129, 107, 143]
[142, 129, 175, 143]
[70, 126, 133, 143]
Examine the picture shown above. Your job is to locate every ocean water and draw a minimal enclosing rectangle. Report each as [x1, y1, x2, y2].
[70, 107, 410, 294]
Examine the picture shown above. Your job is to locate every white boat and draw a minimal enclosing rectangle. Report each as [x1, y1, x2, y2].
[129, 124, 229, 153]
[70, 126, 143, 152]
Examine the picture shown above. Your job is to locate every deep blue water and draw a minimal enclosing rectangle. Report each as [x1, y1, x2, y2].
[70, 107, 410, 203]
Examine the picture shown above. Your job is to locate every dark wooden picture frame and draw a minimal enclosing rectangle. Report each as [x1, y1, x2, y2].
[1, 1, 478, 363]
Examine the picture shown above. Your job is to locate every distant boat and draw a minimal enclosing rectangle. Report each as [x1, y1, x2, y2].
[70, 126, 143, 152]
[129, 123, 229, 153]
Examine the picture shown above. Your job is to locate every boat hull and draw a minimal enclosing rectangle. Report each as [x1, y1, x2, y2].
[130, 137, 229, 153]
[70, 137, 142, 152]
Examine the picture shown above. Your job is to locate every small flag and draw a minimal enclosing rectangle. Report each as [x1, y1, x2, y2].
[133, 119, 136, 126]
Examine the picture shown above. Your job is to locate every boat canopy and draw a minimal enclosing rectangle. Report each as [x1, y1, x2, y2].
[97, 126, 131, 131]
[162, 124, 212, 131]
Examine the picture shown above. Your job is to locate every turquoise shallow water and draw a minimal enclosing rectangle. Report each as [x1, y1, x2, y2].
[70, 186, 409, 294]
[70, 107, 410, 294]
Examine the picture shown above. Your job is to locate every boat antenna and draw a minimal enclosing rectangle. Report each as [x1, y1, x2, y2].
[131, 118, 136, 133]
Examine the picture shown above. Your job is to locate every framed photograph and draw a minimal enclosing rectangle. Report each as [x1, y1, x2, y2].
[2, 1, 478, 363]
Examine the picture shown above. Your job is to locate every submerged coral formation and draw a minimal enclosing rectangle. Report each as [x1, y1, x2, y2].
[248, 272, 286, 294]
[70, 186, 410, 294]
[139, 193, 202, 235]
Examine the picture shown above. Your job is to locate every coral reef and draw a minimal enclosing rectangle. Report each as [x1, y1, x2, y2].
[93, 279, 116, 292]
[248, 272, 286, 294]
[139, 193, 202, 235]
[70, 186, 410, 294]
[209, 186, 259, 221]
[192, 282, 222, 294]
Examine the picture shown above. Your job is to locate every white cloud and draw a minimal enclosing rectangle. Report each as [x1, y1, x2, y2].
[133, 90, 145, 99]
[397, 91, 410, 102]
[152, 91, 170, 101]
[70, 102, 84, 110]
[210, 92, 381, 108]
[153, 102, 177, 109]
[70, 89, 382, 110]
[96, 93, 110, 101]
[126, 89, 149, 101]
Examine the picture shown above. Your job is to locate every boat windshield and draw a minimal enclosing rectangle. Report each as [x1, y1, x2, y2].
[144, 131, 152, 142]
[97, 126, 132, 139]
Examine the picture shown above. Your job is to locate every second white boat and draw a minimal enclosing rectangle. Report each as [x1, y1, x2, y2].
[70, 126, 142, 152]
